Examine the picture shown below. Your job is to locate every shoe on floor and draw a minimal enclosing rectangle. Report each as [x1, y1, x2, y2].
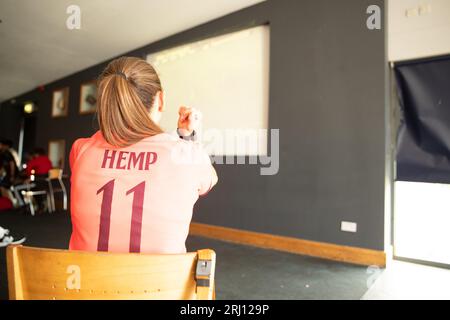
[0, 227, 26, 248]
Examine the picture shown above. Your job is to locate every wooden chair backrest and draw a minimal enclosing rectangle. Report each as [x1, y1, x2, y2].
[48, 169, 62, 180]
[7, 245, 216, 300]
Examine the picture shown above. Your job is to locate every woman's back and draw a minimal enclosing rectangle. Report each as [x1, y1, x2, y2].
[69, 56, 217, 254]
[70, 130, 215, 254]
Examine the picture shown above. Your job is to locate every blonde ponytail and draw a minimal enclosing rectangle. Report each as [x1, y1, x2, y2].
[96, 56, 164, 147]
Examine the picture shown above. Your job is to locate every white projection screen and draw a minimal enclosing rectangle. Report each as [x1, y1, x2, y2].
[147, 25, 270, 156]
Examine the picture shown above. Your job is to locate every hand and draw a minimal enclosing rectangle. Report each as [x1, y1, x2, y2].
[177, 106, 202, 136]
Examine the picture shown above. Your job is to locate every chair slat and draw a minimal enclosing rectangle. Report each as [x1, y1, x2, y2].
[7, 245, 216, 300]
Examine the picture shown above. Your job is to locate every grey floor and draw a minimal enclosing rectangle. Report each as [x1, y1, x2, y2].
[0, 209, 374, 300]
[187, 236, 373, 299]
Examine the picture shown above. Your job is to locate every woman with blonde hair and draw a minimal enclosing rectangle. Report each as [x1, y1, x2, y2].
[69, 56, 217, 254]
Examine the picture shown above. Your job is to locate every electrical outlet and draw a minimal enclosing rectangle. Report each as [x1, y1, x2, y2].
[341, 221, 357, 233]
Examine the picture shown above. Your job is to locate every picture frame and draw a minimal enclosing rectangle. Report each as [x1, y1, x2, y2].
[79, 80, 97, 114]
[48, 139, 66, 169]
[51, 87, 69, 117]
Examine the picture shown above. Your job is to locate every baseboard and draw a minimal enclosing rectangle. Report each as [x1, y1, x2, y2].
[189, 222, 386, 267]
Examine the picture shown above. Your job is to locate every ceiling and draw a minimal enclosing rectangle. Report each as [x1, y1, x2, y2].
[0, 0, 264, 102]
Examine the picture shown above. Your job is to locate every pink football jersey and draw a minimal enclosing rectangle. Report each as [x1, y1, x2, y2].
[69, 131, 216, 254]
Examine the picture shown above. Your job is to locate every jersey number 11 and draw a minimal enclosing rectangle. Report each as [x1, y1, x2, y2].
[96, 179, 145, 253]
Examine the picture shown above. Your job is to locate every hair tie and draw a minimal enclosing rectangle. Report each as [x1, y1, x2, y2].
[114, 71, 127, 80]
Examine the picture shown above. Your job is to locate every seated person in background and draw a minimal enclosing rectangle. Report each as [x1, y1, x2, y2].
[0, 139, 20, 168]
[70, 56, 218, 254]
[10, 149, 52, 211]
[25, 148, 53, 178]
[0, 140, 18, 199]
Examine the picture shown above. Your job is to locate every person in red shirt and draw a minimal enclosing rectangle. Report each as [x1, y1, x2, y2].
[26, 148, 53, 177]
[8, 148, 53, 210]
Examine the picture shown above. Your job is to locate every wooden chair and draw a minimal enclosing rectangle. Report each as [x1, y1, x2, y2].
[46, 169, 68, 212]
[7, 245, 216, 300]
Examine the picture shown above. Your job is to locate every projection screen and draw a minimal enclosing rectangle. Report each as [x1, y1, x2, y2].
[147, 25, 270, 156]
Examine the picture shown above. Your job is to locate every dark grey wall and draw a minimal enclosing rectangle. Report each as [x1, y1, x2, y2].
[0, 103, 23, 150]
[0, 0, 386, 251]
